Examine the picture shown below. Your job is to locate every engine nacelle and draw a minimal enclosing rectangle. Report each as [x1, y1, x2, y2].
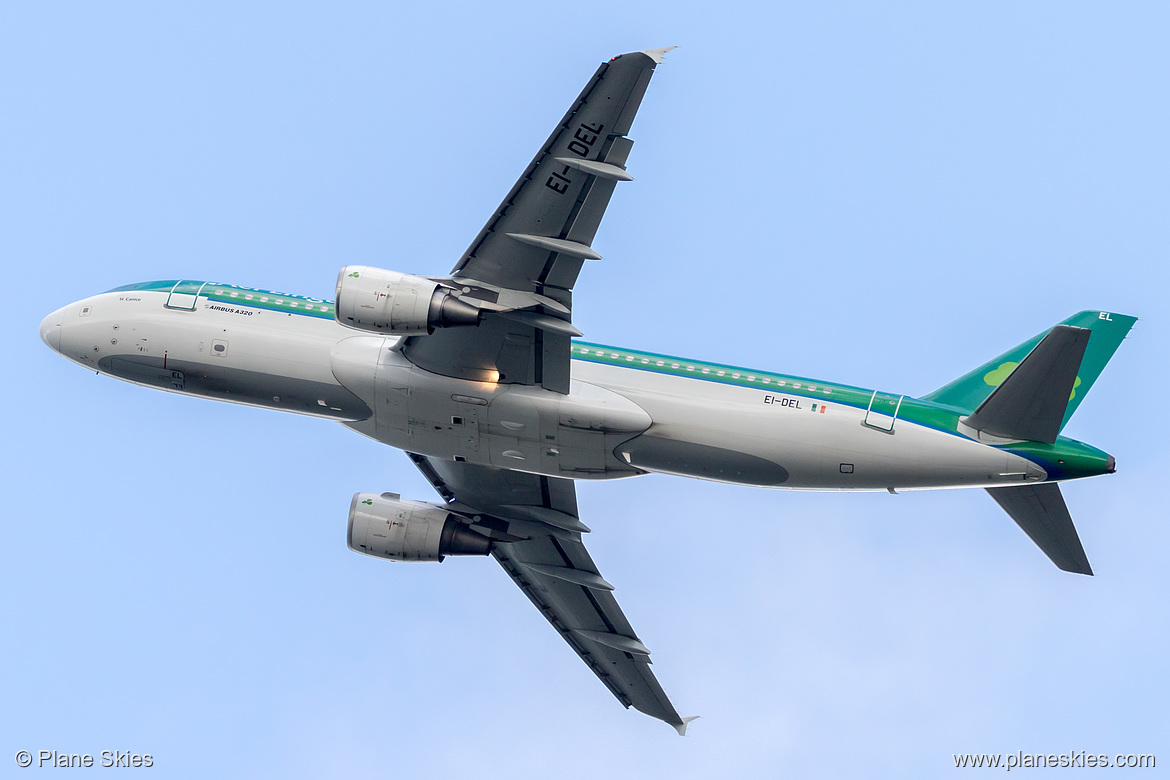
[335, 265, 480, 335]
[347, 492, 492, 562]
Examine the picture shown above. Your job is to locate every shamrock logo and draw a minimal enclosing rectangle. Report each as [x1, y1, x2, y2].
[983, 362, 1017, 387]
[984, 361, 1082, 401]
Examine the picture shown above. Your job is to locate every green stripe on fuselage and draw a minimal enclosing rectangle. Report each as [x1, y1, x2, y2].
[114, 279, 336, 319]
[571, 340, 965, 433]
[570, 341, 1112, 480]
[202, 284, 334, 319]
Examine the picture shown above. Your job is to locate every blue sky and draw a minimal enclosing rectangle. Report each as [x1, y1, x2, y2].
[3, 2, 1167, 776]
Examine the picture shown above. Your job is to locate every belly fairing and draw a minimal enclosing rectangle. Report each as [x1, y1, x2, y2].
[331, 336, 650, 479]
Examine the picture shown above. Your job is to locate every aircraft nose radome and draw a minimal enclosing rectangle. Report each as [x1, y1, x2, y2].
[39, 309, 63, 352]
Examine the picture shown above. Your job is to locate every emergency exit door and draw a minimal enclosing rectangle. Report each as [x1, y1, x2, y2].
[166, 280, 207, 310]
[864, 391, 903, 432]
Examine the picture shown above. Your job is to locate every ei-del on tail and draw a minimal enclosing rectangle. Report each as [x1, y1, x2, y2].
[40, 47, 1135, 734]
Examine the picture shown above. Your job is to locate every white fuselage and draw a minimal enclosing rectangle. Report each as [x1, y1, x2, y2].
[41, 288, 1045, 491]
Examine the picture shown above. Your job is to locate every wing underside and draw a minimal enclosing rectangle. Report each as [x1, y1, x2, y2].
[450, 47, 672, 293]
[390, 49, 689, 732]
[401, 48, 672, 394]
[406, 452, 688, 732]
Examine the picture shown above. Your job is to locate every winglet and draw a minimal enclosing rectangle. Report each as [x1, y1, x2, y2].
[641, 46, 678, 64]
[674, 715, 700, 736]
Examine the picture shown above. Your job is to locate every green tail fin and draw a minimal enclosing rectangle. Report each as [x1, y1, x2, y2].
[923, 310, 1136, 431]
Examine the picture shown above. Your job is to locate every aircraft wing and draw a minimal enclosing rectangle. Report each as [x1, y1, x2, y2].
[401, 48, 672, 394]
[406, 452, 692, 734]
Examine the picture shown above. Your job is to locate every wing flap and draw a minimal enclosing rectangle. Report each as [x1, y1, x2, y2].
[493, 535, 681, 722]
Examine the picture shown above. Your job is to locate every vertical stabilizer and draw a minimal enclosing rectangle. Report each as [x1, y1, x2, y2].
[987, 483, 1092, 575]
[925, 311, 1136, 432]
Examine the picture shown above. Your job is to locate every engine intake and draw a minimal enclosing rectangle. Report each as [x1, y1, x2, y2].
[335, 265, 480, 335]
[347, 492, 492, 562]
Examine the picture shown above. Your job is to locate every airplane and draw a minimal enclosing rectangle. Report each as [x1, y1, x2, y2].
[39, 47, 1136, 735]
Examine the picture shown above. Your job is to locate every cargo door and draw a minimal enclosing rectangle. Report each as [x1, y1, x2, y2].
[450, 400, 482, 460]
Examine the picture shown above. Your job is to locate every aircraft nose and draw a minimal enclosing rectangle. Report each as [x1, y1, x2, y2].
[39, 308, 64, 353]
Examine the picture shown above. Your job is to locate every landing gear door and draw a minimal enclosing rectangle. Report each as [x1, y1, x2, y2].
[864, 391, 903, 432]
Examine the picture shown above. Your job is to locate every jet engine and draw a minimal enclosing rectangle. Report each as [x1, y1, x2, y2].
[335, 265, 480, 334]
[347, 492, 492, 562]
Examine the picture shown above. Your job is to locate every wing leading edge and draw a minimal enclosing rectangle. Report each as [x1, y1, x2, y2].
[406, 452, 693, 734]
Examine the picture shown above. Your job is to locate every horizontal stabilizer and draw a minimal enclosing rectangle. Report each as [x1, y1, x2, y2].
[987, 483, 1092, 575]
[964, 325, 1089, 444]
